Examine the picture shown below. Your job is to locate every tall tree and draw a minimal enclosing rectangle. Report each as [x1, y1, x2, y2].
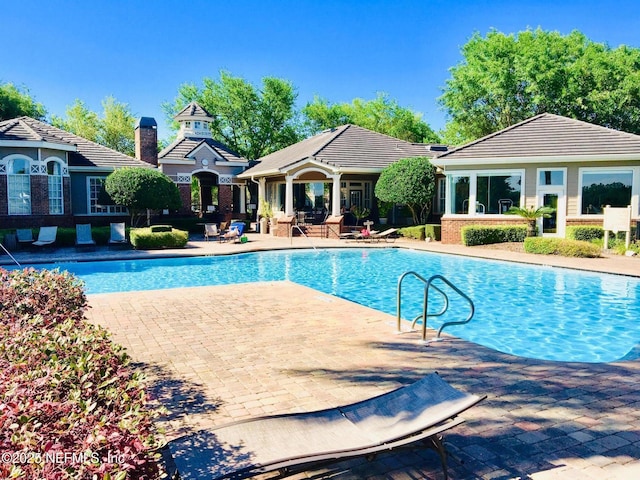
[439, 28, 640, 144]
[52, 96, 136, 156]
[164, 71, 302, 160]
[0, 82, 47, 121]
[303, 93, 440, 143]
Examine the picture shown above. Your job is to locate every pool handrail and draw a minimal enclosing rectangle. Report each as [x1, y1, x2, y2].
[397, 272, 475, 341]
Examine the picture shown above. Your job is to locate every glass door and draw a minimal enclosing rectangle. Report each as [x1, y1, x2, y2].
[537, 189, 566, 237]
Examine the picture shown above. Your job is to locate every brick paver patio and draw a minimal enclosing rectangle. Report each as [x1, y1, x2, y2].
[85, 269, 640, 479]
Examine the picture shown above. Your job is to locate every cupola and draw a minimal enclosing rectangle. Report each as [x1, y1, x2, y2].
[174, 102, 214, 139]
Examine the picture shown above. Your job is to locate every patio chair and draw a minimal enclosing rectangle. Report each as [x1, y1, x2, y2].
[75, 224, 96, 247]
[16, 228, 34, 246]
[204, 223, 220, 242]
[108, 222, 128, 246]
[220, 226, 240, 243]
[169, 373, 485, 480]
[369, 228, 399, 242]
[32, 226, 57, 247]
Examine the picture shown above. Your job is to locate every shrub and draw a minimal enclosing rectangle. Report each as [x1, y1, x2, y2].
[130, 227, 188, 249]
[424, 224, 441, 241]
[398, 225, 425, 240]
[523, 237, 602, 257]
[566, 225, 604, 241]
[461, 225, 528, 246]
[0, 268, 163, 479]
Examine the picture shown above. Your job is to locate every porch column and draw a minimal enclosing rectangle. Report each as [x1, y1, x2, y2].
[285, 175, 294, 216]
[257, 177, 266, 213]
[330, 173, 341, 217]
[238, 182, 246, 213]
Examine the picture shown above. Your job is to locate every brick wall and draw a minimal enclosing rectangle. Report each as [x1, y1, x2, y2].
[178, 184, 192, 214]
[218, 185, 233, 215]
[135, 127, 158, 166]
[441, 217, 527, 244]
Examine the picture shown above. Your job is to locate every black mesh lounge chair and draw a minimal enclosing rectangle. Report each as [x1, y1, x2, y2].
[169, 373, 485, 480]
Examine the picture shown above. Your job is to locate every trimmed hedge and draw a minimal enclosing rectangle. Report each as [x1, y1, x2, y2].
[130, 227, 188, 249]
[524, 237, 602, 257]
[0, 268, 163, 479]
[398, 225, 425, 240]
[565, 225, 604, 241]
[424, 224, 441, 241]
[461, 225, 528, 246]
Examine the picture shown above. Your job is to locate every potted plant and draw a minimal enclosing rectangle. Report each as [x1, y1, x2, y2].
[378, 200, 392, 225]
[259, 200, 274, 234]
[352, 205, 370, 226]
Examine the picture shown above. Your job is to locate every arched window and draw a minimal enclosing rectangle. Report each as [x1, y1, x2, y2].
[7, 157, 31, 215]
[47, 160, 64, 214]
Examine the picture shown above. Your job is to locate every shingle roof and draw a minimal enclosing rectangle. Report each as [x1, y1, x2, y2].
[239, 124, 435, 177]
[174, 102, 214, 120]
[0, 116, 150, 169]
[159, 137, 247, 163]
[435, 113, 640, 164]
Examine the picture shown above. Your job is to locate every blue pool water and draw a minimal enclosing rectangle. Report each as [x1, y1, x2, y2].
[18, 248, 640, 363]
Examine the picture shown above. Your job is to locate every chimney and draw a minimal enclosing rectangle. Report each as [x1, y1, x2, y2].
[135, 117, 158, 166]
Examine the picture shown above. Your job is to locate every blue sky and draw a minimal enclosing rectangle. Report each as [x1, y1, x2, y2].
[4, 0, 640, 142]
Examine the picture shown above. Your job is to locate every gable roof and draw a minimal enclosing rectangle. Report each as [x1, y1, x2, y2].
[174, 102, 214, 121]
[159, 136, 247, 164]
[435, 113, 640, 166]
[0, 116, 150, 169]
[239, 124, 437, 177]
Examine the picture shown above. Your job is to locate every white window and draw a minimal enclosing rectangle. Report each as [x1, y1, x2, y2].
[447, 170, 524, 215]
[88, 177, 127, 214]
[579, 168, 634, 215]
[436, 177, 446, 213]
[47, 161, 63, 214]
[8, 158, 31, 215]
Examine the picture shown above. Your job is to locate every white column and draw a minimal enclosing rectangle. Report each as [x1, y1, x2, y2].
[285, 175, 294, 216]
[330, 174, 341, 216]
[239, 184, 246, 213]
[257, 178, 266, 214]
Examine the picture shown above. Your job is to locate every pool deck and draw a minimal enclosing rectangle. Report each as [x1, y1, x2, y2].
[5, 234, 640, 479]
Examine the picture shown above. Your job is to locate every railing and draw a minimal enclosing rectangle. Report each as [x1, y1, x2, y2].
[290, 224, 317, 250]
[0, 242, 21, 266]
[397, 272, 474, 341]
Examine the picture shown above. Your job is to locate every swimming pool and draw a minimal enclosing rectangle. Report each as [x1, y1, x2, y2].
[20, 248, 640, 363]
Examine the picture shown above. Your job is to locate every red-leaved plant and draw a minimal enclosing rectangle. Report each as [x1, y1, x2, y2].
[0, 268, 164, 479]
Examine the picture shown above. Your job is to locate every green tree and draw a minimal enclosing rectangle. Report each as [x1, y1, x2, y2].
[105, 168, 182, 226]
[303, 93, 440, 143]
[164, 71, 302, 160]
[51, 100, 100, 142]
[374, 157, 436, 224]
[52, 96, 136, 156]
[439, 28, 640, 144]
[0, 82, 47, 121]
[505, 205, 555, 237]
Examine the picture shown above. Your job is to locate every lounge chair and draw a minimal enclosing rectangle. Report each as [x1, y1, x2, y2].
[220, 226, 240, 243]
[108, 222, 127, 246]
[369, 227, 399, 242]
[32, 226, 57, 247]
[16, 229, 34, 246]
[75, 224, 96, 247]
[204, 223, 220, 242]
[169, 373, 485, 480]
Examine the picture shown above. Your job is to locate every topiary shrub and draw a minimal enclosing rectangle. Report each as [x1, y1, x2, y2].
[130, 227, 188, 249]
[524, 237, 602, 257]
[0, 268, 164, 479]
[565, 225, 604, 241]
[461, 225, 528, 246]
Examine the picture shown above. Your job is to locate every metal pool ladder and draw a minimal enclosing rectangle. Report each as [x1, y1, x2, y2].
[396, 272, 474, 342]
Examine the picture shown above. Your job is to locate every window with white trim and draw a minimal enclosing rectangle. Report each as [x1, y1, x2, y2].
[88, 177, 127, 214]
[8, 158, 31, 215]
[580, 168, 633, 215]
[47, 161, 63, 214]
[447, 170, 523, 215]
